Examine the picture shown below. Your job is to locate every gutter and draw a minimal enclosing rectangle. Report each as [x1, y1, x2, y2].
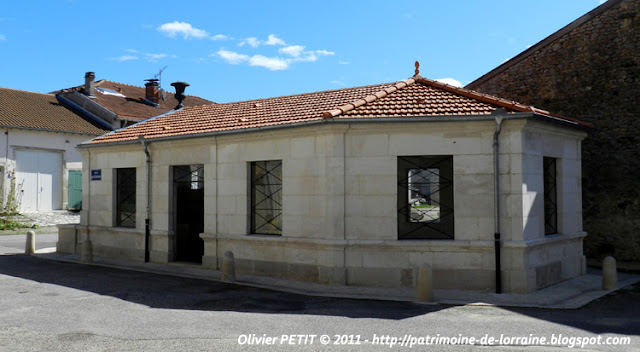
[138, 135, 151, 262]
[493, 114, 505, 294]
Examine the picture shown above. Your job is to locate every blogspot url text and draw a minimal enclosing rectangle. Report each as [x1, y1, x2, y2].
[237, 333, 632, 349]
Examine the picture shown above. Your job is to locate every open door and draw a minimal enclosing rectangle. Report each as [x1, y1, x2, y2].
[173, 165, 204, 263]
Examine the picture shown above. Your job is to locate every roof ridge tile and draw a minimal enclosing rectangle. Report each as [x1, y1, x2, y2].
[322, 78, 416, 119]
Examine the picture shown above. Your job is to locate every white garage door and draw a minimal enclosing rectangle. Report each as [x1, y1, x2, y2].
[15, 149, 62, 212]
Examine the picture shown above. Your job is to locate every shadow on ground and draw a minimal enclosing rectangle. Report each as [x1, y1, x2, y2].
[0, 254, 445, 320]
[1, 253, 638, 336]
[503, 283, 640, 336]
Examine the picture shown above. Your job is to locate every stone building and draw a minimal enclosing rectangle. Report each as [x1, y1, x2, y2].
[466, 0, 640, 263]
[58, 70, 590, 293]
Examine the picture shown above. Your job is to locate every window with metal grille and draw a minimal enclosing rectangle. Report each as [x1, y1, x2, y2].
[543, 157, 558, 235]
[397, 156, 454, 239]
[116, 168, 136, 227]
[250, 160, 282, 235]
[173, 165, 204, 190]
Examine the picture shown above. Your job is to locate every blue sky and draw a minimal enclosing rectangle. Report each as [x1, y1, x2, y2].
[1, 0, 605, 103]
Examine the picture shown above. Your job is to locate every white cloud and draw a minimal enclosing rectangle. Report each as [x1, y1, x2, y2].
[265, 34, 285, 46]
[435, 78, 462, 87]
[240, 34, 286, 48]
[279, 45, 305, 57]
[145, 53, 173, 61]
[240, 37, 260, 48]
[315, 50, 334, 56]
[211, 34, 229, 41]
[158, 21, 209, 39]
[249, 55, 288, 71]
[329, 80, 346, 86]
[216, 50, 249, 64]
[291, 52, 317, 63]
[216, 36, 335, 71]
[338, 60, 350, 65]
[0, 34, 6, 41]
[112, 55, 139, 62]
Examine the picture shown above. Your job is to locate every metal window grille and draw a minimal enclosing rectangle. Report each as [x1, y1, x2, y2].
[398, 156, 454, 239]
[116, 168, 136, 227]
[251, 160, 282, 235]
[543, 157, 558, 235]
[174, 165, 204, 190]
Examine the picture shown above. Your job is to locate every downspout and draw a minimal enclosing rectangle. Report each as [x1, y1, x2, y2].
[85, 148, 91, 252]
[342, 123, 351, 285]
[138, 136, 151, 263]
[493, 115, 505, 294]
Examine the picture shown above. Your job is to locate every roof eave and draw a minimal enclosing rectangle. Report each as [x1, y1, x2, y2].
[78, 111, 588, 149]
[0, 125, 105, 136]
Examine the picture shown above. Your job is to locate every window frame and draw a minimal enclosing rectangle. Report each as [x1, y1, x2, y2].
[543, 157, 558, 236]
[397, 155, 454, 240]
[115, 167, 136, 228]
[249, 160, 283, 236]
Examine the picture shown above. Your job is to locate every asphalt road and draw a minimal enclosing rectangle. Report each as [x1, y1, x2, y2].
[0, 237, 638, 351]
[0, 233, 58, 253]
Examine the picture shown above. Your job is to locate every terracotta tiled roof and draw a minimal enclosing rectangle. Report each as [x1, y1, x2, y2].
[86, 76, 590, 145]
[0, 87, 111, 135]
[54, 80, 213, 121]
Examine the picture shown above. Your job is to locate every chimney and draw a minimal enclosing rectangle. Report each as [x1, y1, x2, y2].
[144, 79, 160, 104]
[84, 72, 96, 97]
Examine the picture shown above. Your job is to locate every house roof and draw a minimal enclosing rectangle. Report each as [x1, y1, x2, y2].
[0, 87, 112, 135]
[466, 0, 623, 90]
[85, 74, 591, 146]
[54, 79, 214, 121]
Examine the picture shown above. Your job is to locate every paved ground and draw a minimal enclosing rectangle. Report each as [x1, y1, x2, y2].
[0, 215, 637, 350]
[0, 233, 57, 254]
[0, 211, 79, 235]
[10, 210, 80, 227]
[0, 254, 638, 351]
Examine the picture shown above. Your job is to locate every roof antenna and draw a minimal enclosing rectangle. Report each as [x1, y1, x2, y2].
[154, 66, 167, 100]
[414, 61, 420, 76]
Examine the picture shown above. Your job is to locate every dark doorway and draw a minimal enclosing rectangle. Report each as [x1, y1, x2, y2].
[173, 165, 204, 263]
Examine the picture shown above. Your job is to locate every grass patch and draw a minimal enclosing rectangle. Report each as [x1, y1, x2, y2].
[0, 218, 37, 230]
[411, 204, 439, 209]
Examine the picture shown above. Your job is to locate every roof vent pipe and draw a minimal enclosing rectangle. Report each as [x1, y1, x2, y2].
[84, 72, 96, 97]
[171, 81, 189, 110]
[145, 79, 160, 104]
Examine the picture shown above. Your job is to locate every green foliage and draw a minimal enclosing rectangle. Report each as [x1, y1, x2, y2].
[0, 170, 30, 230]
[0, 218, 32, 230]
[3, 171, 19, 215]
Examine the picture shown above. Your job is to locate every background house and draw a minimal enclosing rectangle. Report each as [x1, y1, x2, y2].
[0, 88, 110, 212]
[466, 0, 640, 263]
[0, 73, 212, 214]
[54, 72, 213, 130]
[59, 71, 590, 293]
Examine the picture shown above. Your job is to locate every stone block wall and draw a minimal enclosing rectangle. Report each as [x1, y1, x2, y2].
[468, 0, 640, 262]
[59, 118, 587, 292]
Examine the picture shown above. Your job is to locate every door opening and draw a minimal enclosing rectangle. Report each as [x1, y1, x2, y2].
[173, 165, 204, 263]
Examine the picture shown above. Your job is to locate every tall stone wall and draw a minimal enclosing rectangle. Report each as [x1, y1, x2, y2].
[469, 0, 640, 262]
